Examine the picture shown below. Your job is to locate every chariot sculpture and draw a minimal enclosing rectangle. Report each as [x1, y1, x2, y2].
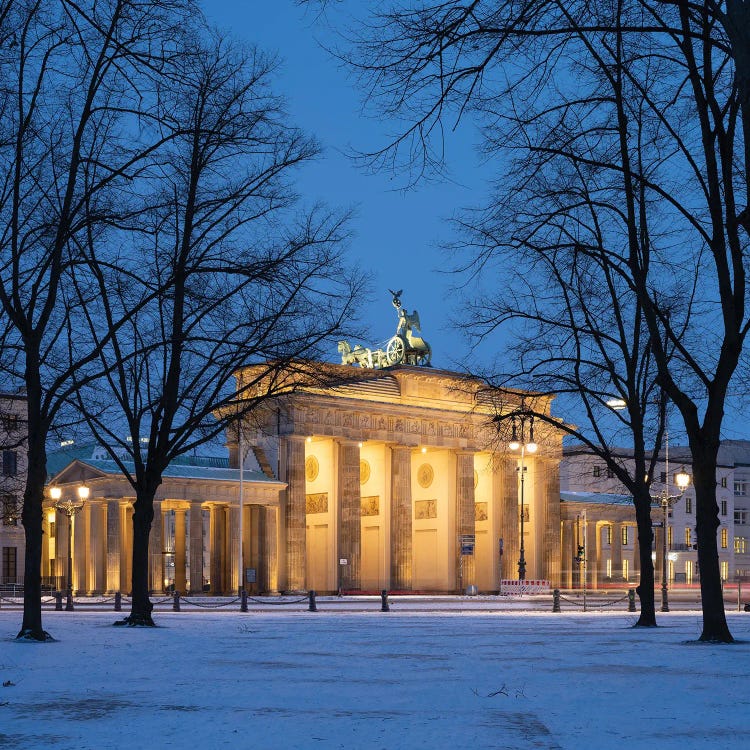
[338, 290, 431, 369]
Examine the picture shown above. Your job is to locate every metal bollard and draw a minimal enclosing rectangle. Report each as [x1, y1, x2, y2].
[114, 592, 122, 611]
[172, 591, 180, 612]
[628, 589, 636, 612]
[552, 589, 561, 613]
[55, 591, 63, 611]
[240, 589, 248, 613]
[308, 590, 317, 612]
[381, 589, 390, 612]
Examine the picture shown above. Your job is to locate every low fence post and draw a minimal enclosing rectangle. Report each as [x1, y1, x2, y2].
[241, 590, 248, 613]
[308, 590, 317, 612]
[381, 589, 390, 612]
[55, 591, 63, 611]
[628, 589, 636, 612]
[172, 591, 180, 612]
[114, 592, 121, 612]
[552, 589, 561, 613]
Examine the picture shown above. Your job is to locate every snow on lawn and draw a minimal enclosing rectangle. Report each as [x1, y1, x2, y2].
[1, 609, 749, 749]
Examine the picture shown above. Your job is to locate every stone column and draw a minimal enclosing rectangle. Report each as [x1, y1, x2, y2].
[390, 445, 412, 590]
[612, 522, 623, 581]
[55, 509, 66, 589]
[500, 457, 520, 583]
[106, 500, 121, 593]
[228, 505, 240, 594]
[561, 519, 575, 588]
[539, 457, 561, 586]
[209, 504, 224, 594]
[455, 451, 475, 591]
[586, 520, 600, 589]
[87, 500, 106, 594]
[120, 503, 134, 594]
[74, 505, 86, 595]
[337, 440, 361, 591]
[285, 436, 307, 592]
[264, 505, 279, 594]
[248, 505, 261, 593]
[174, 508, 187, 594]
[189, 503, 204, 593]
[148, 501, 163, 593]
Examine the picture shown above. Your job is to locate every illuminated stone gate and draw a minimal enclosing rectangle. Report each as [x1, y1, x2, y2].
[236, 364, 563, 593]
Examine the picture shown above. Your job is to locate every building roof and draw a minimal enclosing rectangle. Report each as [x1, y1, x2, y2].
[76, 458, 280, 485]
[561, 490, 634, 506]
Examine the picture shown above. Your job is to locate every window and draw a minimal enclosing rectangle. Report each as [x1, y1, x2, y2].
[668, 526, 673, 547]
[1, 546, 16, 583]
[721, 528, 728, 549]
[721, 476, 728, 488]
[606, 467, 614, 479]
[606, 559, 612, 578]
[685, 527, 692, 546]
[622, 559, 629, 581]
[621, 526, 628, 546]
[735, 537, 747, 554]
[721, 561, 729, 581]
[735, 510, 747, 525]
[593, 466, 601, 478]
[660, 471, 667, 483]
[1, 495, 17, 526]
[721, 500, 728, 516]
[735, 481, 746, 496]
[1, 450, 17, 476]
[0, 414, 18, 432]
[606, 526, 612, 545]
[685, 497, 692, 514]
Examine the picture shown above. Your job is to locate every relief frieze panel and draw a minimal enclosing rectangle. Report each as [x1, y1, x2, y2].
[289, 404, 489, 448]
[306, 493, 328, 514]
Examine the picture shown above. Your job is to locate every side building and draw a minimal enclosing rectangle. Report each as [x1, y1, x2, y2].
[561, 445, 736, 587]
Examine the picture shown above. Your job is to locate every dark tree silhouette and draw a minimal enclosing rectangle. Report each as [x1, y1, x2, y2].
[0, 0, 192, 641]
[316, 0, 750, 641]
[70, 30, 360, 626]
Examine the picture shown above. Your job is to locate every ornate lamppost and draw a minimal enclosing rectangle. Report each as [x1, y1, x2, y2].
[508, 412, 538, 581]
[49, 484, 89, 611]
[658, 463, 690, 612]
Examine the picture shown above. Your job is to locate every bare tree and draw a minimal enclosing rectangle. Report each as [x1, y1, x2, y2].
[70, 31, 360, 626]
[0, 0, 192, 641]
[318, 0, 749, 641]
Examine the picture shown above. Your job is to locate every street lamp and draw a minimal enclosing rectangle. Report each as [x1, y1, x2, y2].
[50, 484, 89, 611]
[658, 465, 690, 612]
[509, 413, 537, 581]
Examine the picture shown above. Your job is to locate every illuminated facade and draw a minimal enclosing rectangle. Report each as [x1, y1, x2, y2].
[46, 364, 563, 595]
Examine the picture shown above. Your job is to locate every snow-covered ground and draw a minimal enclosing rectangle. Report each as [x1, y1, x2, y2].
[1, 606, 748, 749]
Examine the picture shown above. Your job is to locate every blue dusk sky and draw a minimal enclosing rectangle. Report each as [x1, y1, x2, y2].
[198, 1, 747, 442]
[199, 1, 494, 372]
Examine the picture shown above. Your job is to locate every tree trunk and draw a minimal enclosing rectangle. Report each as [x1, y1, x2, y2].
[17, 365, 51, 641]
[115, 486, 156, 627]
[693, 457, 733, 642]
[633, 494, 656, 627]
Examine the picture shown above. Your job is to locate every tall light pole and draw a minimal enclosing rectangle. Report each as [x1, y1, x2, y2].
[50, 484, 89, 611]
[509, 413, 537, 581]
[659, 448, 690, 612]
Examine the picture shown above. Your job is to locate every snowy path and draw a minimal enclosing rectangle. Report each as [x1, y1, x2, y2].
[1, 610, 748, 749]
